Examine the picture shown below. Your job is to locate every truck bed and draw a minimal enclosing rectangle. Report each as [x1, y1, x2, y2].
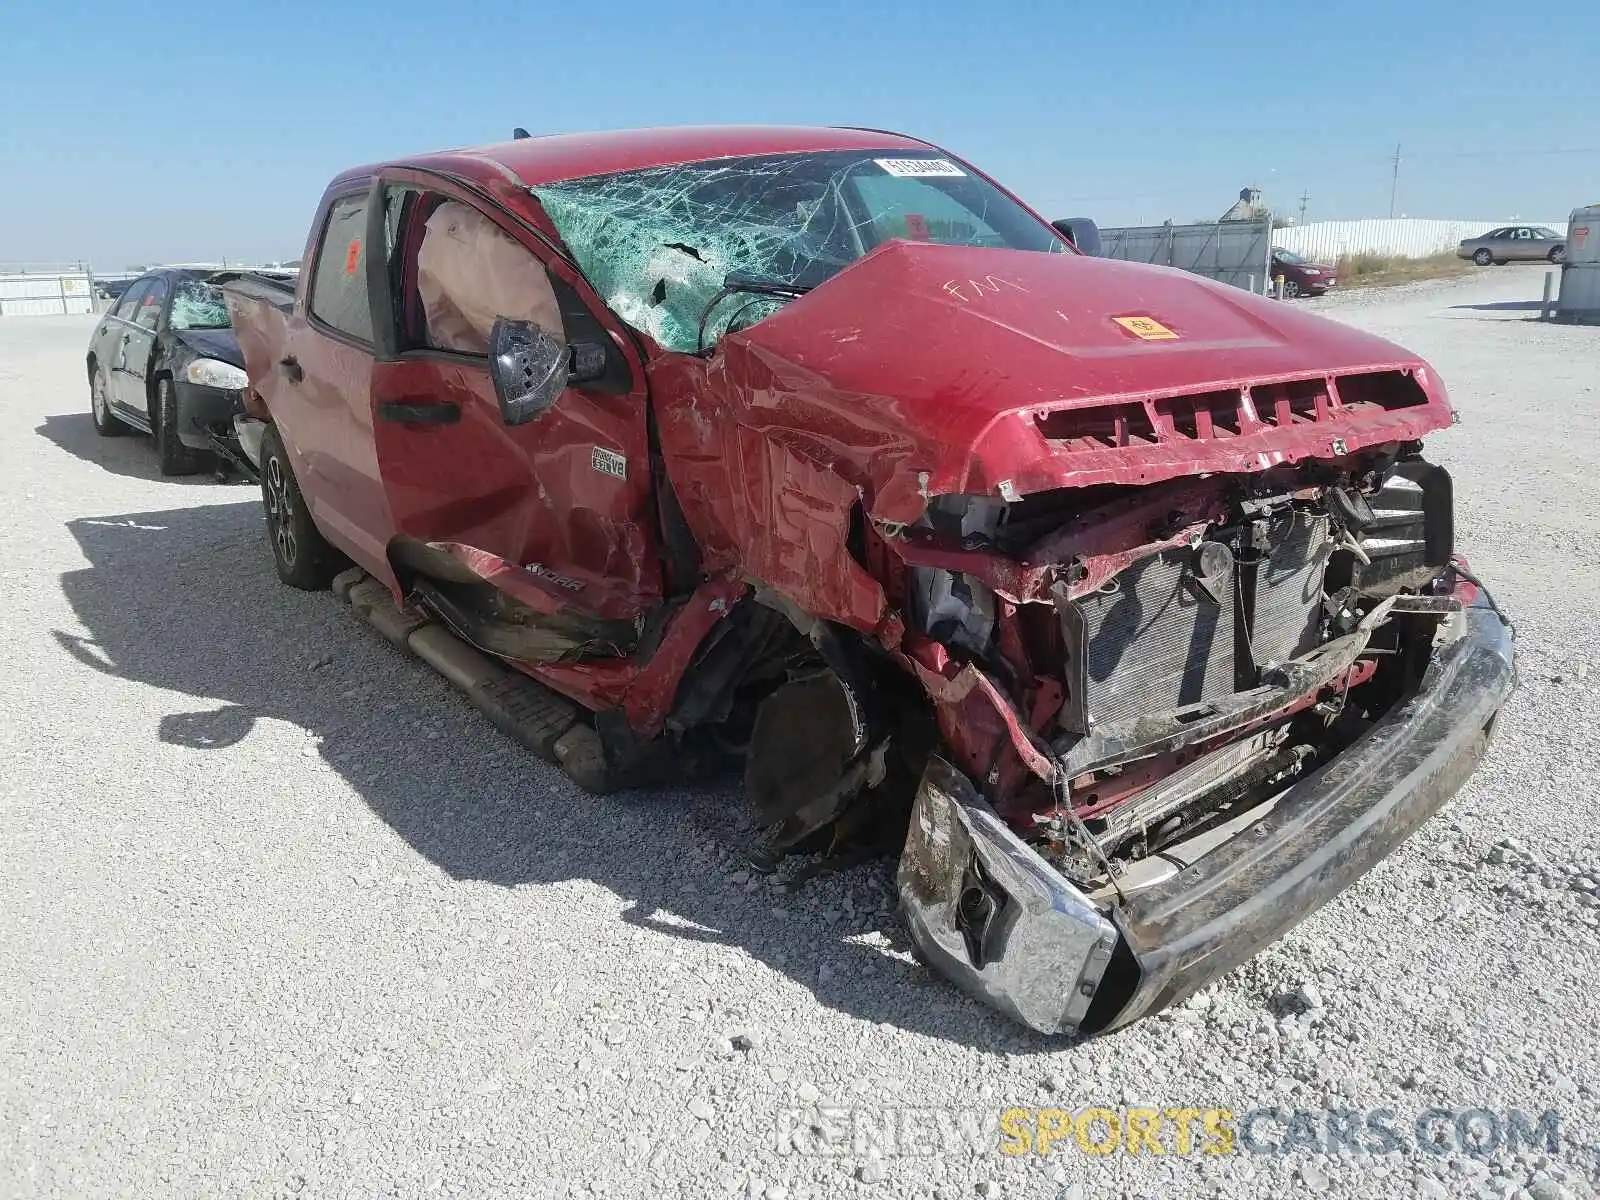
[218, 273, 297, 422]
[213, 271, 296, 314]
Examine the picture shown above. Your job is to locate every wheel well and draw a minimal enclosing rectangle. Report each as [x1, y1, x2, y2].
[85, 352, 96, 383]
[147, 369, 171, 424]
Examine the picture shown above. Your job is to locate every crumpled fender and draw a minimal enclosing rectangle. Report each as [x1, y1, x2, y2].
[648, 355, 887, 634]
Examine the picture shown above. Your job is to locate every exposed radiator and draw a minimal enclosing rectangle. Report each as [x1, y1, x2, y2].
[1056, 512, 1330, 734]
[1248, 513, 1332, 668]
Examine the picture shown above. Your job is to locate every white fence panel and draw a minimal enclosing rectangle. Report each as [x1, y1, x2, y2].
[0, 268, 95, 316]
[1272, 219, 1569, 262]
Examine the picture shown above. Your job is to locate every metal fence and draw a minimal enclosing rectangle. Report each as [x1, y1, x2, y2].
[0, 264, 95, 316]
[1272, 218, 1570, 262]
[1097, 217, 1273, 291]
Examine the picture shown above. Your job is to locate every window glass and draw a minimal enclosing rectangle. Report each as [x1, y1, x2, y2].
[310, 193, 373, 342]
[169, 280, 231, 330]
[112, 279, 152, 319]
[531, 150, 1061, 352]
[133, 278, 168, 330]
[851, 173, 1005, 247]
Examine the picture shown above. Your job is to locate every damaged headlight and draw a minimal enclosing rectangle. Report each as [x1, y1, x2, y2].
[186, 358, 248, 390]
[908, 495, 1008, 656]
[910, 568, 997, 656]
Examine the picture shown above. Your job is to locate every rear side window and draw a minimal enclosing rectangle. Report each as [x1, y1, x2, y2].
[112, 280, 152, 318]
[310, 194, 373, 343]
[133, 278, 169, 330]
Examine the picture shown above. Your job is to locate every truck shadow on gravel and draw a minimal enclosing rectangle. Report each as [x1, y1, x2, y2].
[35, 414, 236, 485]
[53, 499, 1057, 1051]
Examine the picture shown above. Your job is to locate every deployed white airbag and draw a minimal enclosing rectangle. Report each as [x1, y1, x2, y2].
[416, 201, 565, 354]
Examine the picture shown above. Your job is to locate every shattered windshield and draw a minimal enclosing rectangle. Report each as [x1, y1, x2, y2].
[530, 150, 1063, 353]
[168, 281, 232, 330]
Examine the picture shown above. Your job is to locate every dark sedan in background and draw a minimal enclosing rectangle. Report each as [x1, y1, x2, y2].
[1457, 226, 1566, 266]
[85, 268, 257, 476]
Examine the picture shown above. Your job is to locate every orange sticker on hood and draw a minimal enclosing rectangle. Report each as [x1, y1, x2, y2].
[1112, 315, 1178, 340]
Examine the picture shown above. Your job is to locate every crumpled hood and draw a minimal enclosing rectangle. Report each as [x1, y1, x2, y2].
[169, 327, 244, 369]
[714, 241, 1453, 521]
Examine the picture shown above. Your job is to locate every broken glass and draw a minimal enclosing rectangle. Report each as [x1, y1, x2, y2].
[529, 150, 1063, 353]
[168, 281, 231, 330]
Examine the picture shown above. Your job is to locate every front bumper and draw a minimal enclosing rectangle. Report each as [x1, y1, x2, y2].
[173, 380, 245, 449]
[897, 595, 1515, 1036]
[232, 415, 268, 469]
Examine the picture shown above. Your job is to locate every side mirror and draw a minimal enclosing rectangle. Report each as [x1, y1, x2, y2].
[489, 318, 568, 426]
[487, 320, 611, 426]
[1051, 217, 1102, 257]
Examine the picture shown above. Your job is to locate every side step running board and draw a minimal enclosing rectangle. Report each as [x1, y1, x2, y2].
[332, 568, 613, 793]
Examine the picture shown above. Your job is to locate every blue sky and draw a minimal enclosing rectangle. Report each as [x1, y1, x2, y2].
[2, 0, 1594, 268]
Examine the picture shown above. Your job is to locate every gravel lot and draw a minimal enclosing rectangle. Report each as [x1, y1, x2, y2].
[3, 266, 1598, 1200]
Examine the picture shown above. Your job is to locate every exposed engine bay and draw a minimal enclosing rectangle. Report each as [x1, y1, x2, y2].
[874, 441, 1510, 1036]
[870, 444, 1461, 897]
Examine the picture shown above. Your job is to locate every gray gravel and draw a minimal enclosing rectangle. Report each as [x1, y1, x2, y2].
[3, 267, 1598, 1199]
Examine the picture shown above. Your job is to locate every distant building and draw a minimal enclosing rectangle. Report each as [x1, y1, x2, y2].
[1220, 187, 1267, 222]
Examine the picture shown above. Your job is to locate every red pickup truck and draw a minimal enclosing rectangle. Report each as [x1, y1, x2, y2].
[222, 125, 1514, 1035]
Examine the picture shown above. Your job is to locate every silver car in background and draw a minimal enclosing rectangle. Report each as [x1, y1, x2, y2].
[1457, 225, 1566, 266]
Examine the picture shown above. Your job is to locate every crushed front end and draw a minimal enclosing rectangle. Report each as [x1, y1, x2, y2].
[588, 229, 1515, 1032]
[885, 427, 1515, 1034]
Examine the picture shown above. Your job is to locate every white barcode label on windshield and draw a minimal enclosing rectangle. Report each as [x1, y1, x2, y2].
[873, 157, 967, 178]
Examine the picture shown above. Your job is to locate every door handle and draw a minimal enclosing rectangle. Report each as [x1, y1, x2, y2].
[278, 355, 303, 384]
[377, 400, 460, 425]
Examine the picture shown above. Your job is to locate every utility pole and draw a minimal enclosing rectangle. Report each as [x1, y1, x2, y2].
[1388, 144, 1401, 218]
[1297, 190, 1310, 224]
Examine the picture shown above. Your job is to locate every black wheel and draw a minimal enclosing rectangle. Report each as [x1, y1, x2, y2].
[1473, 248, 1493, 266]
[90, 362, 130, 437]
[260, 425, 344, 590]
[1282, 279, 1302, 299]
[155, 377, 209, 476]
[1549, 245, 1565, 264]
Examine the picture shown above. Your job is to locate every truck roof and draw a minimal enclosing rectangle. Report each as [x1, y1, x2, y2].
[328, 124, 937, 190]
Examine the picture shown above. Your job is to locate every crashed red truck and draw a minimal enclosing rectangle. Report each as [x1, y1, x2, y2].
[220, 126, 1516, 1035]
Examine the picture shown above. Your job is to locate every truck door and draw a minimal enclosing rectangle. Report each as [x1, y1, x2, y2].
[365, 181, 660, 623]
[268, 185, 394, 580]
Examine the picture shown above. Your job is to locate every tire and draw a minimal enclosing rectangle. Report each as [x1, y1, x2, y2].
[1473, 248, 1493, 266]
[1549, 246, 1565, 264]
[259, 425, 344, 590]
[155, 377, 209, 477]
[90, 362, 130, 437]
[1282, 280, 1301, 299]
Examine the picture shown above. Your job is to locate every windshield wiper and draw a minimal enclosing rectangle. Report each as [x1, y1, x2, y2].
[695, 272, 812, 353]
[720, 271, 812, 299]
